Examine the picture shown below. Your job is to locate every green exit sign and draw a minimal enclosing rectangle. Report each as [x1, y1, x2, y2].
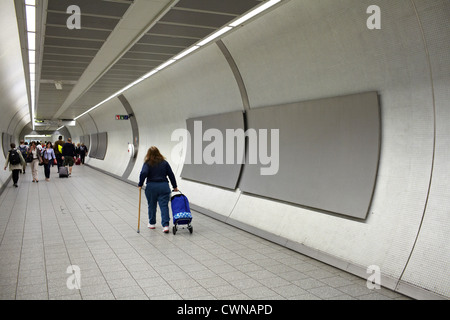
[115, 115, 129, 120]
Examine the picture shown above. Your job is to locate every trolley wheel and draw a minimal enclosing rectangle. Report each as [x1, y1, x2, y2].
[188, 225, 193, 234]
[173, 226, 177, 235]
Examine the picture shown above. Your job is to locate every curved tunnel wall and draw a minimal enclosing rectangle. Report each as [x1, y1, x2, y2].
[0, 0, 31, 192]
[3, 0, 449, 299]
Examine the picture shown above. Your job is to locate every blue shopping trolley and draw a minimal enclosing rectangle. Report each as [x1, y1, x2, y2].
[171, 191, 193, 235]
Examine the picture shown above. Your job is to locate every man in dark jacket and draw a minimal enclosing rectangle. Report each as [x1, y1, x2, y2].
[62, 137, 76, 176]
[54, 135, 65, 169]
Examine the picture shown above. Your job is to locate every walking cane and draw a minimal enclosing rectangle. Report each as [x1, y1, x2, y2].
[137, 187, 142, 233]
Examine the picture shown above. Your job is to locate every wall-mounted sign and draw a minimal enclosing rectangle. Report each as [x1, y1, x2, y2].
[115, 115, 129, 120]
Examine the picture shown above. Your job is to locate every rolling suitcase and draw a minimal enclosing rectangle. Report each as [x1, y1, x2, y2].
[171, 191, 193, 235]
[59, 166, 69, 178]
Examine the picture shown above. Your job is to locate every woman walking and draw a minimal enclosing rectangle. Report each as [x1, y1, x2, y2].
[42, 142, 56, 181]
[28, 141, 42, 182]
[138, 146, 178, 233]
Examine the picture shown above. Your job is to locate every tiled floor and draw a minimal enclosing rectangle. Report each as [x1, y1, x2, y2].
[0, 165, 410, 300]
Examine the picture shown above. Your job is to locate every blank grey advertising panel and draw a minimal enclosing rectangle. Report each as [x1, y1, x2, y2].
[239, 92, 381, 219]
[181, 111, 245, 189]
[96, 132, 108, 160]
[89, 133, 98, 159]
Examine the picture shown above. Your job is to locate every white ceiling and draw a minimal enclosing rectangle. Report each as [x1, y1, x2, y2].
[29, 0, 265, 128]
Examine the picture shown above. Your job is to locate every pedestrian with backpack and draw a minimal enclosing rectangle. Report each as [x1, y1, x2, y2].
[3, 143, 26, 188]
[18, 140, 28, 174]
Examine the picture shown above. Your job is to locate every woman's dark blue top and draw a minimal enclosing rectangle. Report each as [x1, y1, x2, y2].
[138, 160, 177, 188]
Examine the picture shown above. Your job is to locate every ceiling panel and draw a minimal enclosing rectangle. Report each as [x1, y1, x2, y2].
[128, 43, 183, 55]
[160, 9, 236, 28]
[47, 0, 132, 17]
[43, 37, 104, 49]
[34, 0, 272, 124]
[43, 46, 97, 57]
[148, 23, 213, 39]
[136, 34, 198, 47]
[174, 0, 263, 15]
[46, 12, 120, 30]
[44, 26, 111, 41]
[36, 0, 134, 121]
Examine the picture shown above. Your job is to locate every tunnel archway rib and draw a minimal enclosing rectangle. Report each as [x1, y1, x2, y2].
[216, 40, 250, 112]
[395, 0, 438, 294]
[117, 94, 139, 181]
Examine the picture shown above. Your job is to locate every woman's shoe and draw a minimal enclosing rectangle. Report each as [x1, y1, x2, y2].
[148, 223, 155, 229]
[163, 226, 169, 233]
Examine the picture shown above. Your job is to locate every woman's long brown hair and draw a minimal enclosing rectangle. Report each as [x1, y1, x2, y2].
[144, 146, 165, 167]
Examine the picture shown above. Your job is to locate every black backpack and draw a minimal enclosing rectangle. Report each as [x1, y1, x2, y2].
[9, 150, 21, 165]
[19, 145, 27, 157]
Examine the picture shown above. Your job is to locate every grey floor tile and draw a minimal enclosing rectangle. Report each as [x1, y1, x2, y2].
[242, 286, 278, 299]
[107, 277, 139, 289]
[308, 286, 345, 299]
[357, 292, 393, 300]
[111, 285, 146, 299]
[79, 283, 112, 297]
[175, 286, 211, 299]
[320, 275, 355, 288]
[288, 293, 321, 300]
[207, 284, 242, 299]
[293, 278, 326, 290]
[229, 277, 261, 290]
[196, 276, 229, 289]
[141, 284, 177, 298]
[137, 276, 168, 288]
[16, 283, 48, 297]
[82, 292, 115, 300]
[0, 165, 410, 301]
[272, 284, 308, 298]
[338, 283, 376, 297]
[17, 292, 49, 300]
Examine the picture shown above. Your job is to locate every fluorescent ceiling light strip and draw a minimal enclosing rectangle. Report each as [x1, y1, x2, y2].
[73, 1, 281, 121]
[74, 95, 114, 120]
[25, 5, 36, 32]
[29, 51, 35, 63]
[116, 78, 144, 95]
[26, 135, 51, 138]
[141, 69, 159, 79]
[25, 2, 36, 129]
[27, 33, 35, 50]
[173, 45, 199, 60]
[156, 59, 175, 71]
[75, 70, 159, 120]
[198, 26, 232, 46]
[229, 0, 281, 27]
